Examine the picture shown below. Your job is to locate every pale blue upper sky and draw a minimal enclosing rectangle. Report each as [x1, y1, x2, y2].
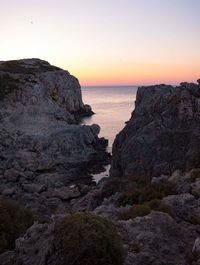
[0, 0, 199, 85]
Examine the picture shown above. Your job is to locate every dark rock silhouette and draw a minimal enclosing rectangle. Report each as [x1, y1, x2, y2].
[1, 74, 200, 265]
[0, 59, 109, 216]
[111, 80, 200, 178]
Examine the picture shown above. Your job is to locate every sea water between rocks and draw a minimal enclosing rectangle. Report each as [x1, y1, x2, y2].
[81, 85, 138, 182]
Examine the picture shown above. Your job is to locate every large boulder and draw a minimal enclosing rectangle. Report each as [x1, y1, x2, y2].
[119, 211, 198, 265]
[0, 59, 109, 216]
[111, 80, 200, 178]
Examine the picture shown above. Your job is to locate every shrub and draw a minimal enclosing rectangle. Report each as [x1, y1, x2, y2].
[96, 175, 150, 205]
[53, 212, 126, 265]
[0, 196, 34, 254]
[122, 204, 151, 220]
[100, 177, 130, 198]
[118, 180, 176, 206]
[120, 199, 172, 220]
[187, 168, 200, 183]
[0, 60, 61, 74]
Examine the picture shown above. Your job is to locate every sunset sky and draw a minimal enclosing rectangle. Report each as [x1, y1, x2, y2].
[0, 0, 199, 85]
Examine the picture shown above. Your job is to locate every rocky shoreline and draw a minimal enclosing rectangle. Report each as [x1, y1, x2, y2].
[0, 59, 110, 217]
[1, 61, 200, 265]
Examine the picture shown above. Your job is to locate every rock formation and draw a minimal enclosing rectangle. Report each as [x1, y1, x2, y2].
[2, 168, 200, 265]
[1, 76, 200, 265]
[0, 59, 109, 216]
[111, 80, 200, 178]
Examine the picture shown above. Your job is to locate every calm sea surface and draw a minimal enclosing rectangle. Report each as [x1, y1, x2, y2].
[81, 86, 138, 152]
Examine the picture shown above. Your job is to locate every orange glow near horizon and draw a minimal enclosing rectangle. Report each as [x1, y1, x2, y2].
[0, 0, 199, 86]
[62, 62, 200, 86]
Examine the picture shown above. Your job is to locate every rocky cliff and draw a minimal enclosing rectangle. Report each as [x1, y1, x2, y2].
[2, 76, 200, 265]
[0, 58, 92, 126]
[0, 59, 109, 216]
[111, 80, 200, 178]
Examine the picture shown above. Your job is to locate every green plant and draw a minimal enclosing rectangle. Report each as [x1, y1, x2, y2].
[0, 196, 34, 254]
[100, 177, 130, 198]
[118, 180, 176, 206]
[148, 199, 172, 215]
[0, 60, 61, 74]
[53, 212, 126, 265]
[122, 204, 151, 220]
[120, 199, 172, 220]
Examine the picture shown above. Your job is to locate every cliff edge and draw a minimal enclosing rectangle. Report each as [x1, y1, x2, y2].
[0, 59, 109, 216]
[111, 80, 200, 178]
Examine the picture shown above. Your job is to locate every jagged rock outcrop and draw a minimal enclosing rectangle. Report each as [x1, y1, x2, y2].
[0, 58, 93, 125]
[2, 72, 200, 265]
[119, 211, 198, 265]
[111, 80, 200, 178]
[0, 59, 109, 216]
[1, 169, 200, 265]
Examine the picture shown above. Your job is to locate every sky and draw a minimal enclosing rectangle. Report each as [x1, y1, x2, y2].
[0, 0, 199, 85]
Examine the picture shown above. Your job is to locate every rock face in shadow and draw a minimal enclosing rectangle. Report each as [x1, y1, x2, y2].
[0, 58, 93, 125]
[1, 169, 200, 265]
[111, 80, 200, 178]
[0, 59, 109, 216]
[119, 211, 197, 265]
[2, 76, 200, 265]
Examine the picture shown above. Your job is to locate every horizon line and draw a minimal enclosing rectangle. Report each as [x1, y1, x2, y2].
[81, 82, 181, 87]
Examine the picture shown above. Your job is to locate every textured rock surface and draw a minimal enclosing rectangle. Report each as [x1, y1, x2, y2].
[111, 80, 200, 178]
[119, 211, 197, 265]
[0, 59, 109, 216]
[0, 223, 55, 265]
[0, 200, 198, 265]
[2, 76, 200, 265]
[1, 168, 200, 264]
[0, 59, 93, 125]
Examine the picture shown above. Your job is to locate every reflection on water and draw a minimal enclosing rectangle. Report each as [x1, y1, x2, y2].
[81, 86, 137, 182]
[81, 86, 138, 151]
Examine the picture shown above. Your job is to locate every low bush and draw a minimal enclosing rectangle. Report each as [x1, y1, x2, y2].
[118, 179, 176, 206]
[120, 199, 172, 220]
[100, 177, 130, 198]
[53, 212, 126, 265]
[187, 168, 200, 183]
[0, 60, 60, 74]
[122, 203, 151, 219]
[0, 196, 34, 254]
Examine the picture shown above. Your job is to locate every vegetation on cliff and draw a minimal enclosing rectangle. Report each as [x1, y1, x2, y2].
[0, 196, 34, 254]
[0, 60, 61, 74]
[53, 212, 126, 265]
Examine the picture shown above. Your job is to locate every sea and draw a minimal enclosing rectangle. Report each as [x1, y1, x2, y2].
[81, 86, 138, 151]
[81, 86, 138, 182]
